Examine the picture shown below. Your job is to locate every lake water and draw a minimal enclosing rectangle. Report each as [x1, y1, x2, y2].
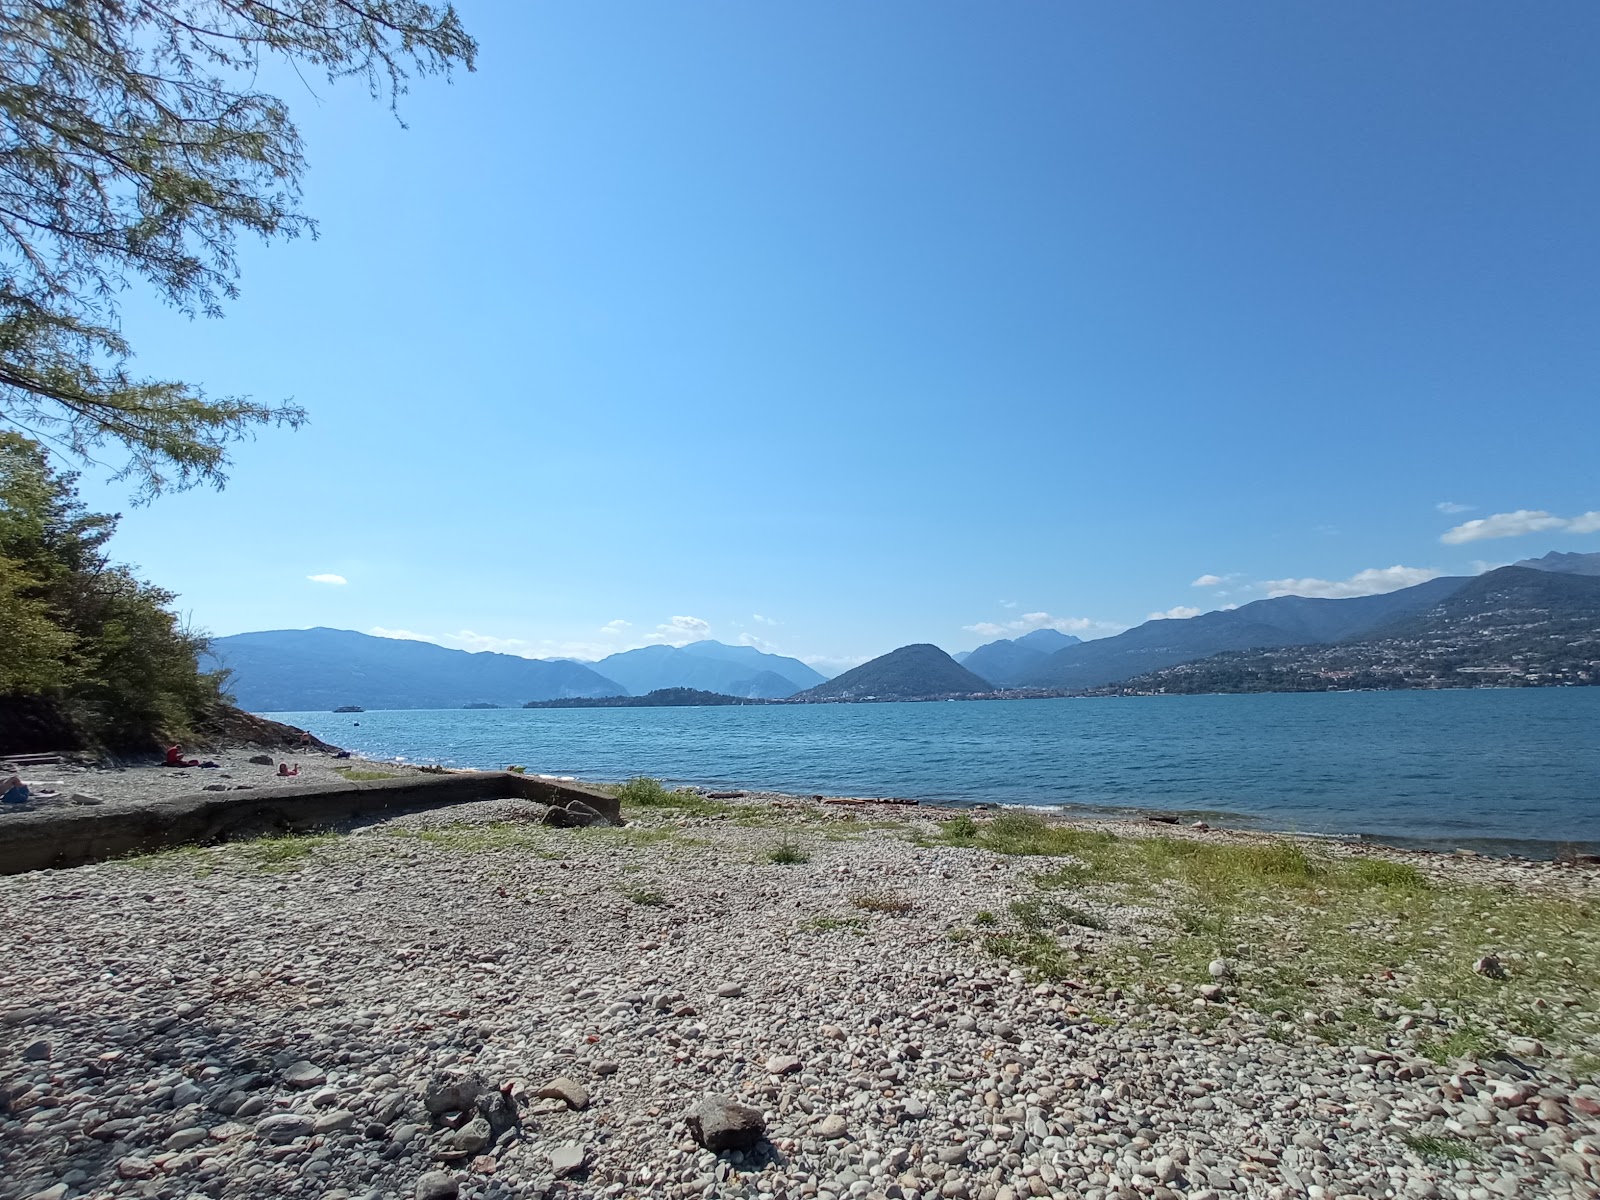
[269, 689, 1600, 856]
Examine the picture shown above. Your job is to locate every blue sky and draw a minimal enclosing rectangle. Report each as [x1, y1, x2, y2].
[69, 1, 1600, 674]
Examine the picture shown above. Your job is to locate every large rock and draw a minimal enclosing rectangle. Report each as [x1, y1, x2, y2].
[424, 1069, 487, 1115]
[686, 1095, 766, 1152]
[414, 1173, 458, 1200]
[256, 1113, 314, 1143]
[536, 1076, 590, 1110]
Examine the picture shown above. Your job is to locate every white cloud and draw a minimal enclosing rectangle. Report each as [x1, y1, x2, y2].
[999, 600, 1019, 609]
[598, 619, 631, 635]
[1436, 501, 1475, 514]
[1469, 560, 1510, 575]
[307, 573, 347, 585]
[963, 611, 1123, 640]
[1148, 606, 1202, 621]
[751, 613, 779, 626]
[736, 632, 779, 653]
[645, 615, 712, 646]
[368, 626, 537, 655]
[370, 626, 431, 643]
[1190, 574, 1226, 588]
[1439, 509, 1599, 544]
[1263, 565, 1440, 599]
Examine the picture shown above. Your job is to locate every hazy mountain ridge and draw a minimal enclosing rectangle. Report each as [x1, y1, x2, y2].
[1105, 567, 1600, 693]
[591, 641, 825, 698]
[794, 644, 994, 701]
[1020, 577, 1470, 690]
[962, 628, 1083, 686]
[207, 628, 624, 711]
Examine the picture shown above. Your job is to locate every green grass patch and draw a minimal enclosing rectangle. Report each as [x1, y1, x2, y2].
[613, 777, 736, 819]
[767, 836, 810, 865]
[941, 812, 1600, 1060]
[335, 767, 400, 781]
[624, 885, 666, 906]
[1399, 1133, 1481, 1163]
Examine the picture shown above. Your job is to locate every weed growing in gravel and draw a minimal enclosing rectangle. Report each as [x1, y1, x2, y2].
[1400, 1133, 1481, 1163]
[240, 832, 338, 871]
[767, 836, 810, 865]
[852, 892, 915, 915]
[335, 767, 399, 781]
[612, 777, 736, 819]
[943, 811, 1600, 1059]
[625, 885, 666, 906]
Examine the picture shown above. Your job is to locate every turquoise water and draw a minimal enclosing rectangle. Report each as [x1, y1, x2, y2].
[270, 689, 1600, 856]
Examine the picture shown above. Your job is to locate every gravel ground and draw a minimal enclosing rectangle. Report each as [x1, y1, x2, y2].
[2, 791, 1597, 1200]
[0, 749, 430, 813]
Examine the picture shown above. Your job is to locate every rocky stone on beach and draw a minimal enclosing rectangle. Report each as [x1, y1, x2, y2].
[535, 1075, 589, 1110]
[686, 1095, 767, 1152]
[424, 1068, 487, 1115]
[413, 1171, 458, 1200]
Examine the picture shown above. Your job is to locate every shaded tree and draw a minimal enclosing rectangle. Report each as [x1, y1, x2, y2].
[0, 1, 475, 496]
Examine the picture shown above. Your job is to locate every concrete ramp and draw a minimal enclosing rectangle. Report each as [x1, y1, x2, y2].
[0, 771, 622, 875]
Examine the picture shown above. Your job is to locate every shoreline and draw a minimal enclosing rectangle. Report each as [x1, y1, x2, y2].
[2, 762, 1597, 1199]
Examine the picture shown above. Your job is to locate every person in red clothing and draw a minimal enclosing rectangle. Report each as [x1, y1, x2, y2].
[165, 744, 200, 767]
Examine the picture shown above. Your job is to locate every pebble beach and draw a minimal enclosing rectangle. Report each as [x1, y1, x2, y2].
[2, 755, 1598, 1200]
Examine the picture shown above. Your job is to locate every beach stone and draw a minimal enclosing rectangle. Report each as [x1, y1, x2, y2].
[816, 1114, 850, 1140]
[314, 1109, 358, 1135]
[20, 1040, 50, 1061]
[1208, 959, 1233, 980]
[716, 983, 744, 998]
[550, 1143, 586, 1176]
[257, 1113, 314, 1142]
[70, 793, 103, 805]
[282, 1060, 327, 1088]
[535, 1076, 590, 1110]
[766, 1054, 803, 1075]
[425, 1069, 486, 1114]
[686, 1095, 766, 1152]
[447, 1117, 491, 1153]
[415, 1172, 458, 1200]
[1507, 1037, 1546, 1057]
[249, 754, 274, 765]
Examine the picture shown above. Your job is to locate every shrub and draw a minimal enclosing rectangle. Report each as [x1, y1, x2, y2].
[768, 836, 809, 865]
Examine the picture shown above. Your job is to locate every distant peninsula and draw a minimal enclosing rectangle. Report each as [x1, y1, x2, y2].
[523, 688, 773, 709]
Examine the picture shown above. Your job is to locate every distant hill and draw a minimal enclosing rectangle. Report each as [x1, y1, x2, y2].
[963, 628, 1083, 686]
[591, 640, 825, 699]
[1109, 567, 1600, 693]
[1022, 576, 1468, 691]
[207, 628, 624, 711]
[1516, 550, 1600, 577]
[793, 644, 995, 701]
[524, 687, 767, 709]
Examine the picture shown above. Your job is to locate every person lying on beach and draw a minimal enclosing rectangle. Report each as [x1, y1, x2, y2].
[1, 774, 27, 804]
[277, 762, 300, 777]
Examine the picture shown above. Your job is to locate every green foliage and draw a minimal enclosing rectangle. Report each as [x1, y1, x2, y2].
[625, 885, 666, 907]
[0, 433, 227, 746]
[0, 1, 474, 496]
[1400, 1134, 1481, 1163]
[613, 776, 735, 818]
[767, 836, 810, 865]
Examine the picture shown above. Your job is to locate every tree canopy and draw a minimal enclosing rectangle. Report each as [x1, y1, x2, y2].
[0, 430, 228, 747]
[0, 1, 475, 497]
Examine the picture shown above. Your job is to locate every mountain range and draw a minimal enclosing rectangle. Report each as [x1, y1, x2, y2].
[207, 631, 826, 711]
[959, 628, 1082, 686]
[206, 628, 625, 712]
[1109, 566, 1600, 692]
[210, 551, 1600, 711]
[588, 641, 824, 698]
